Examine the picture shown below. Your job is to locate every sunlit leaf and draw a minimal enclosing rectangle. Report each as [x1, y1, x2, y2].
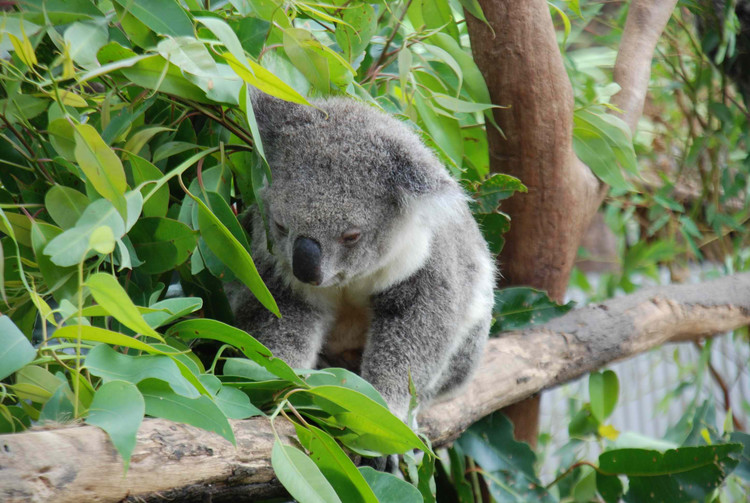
[74, 123, 128, 215]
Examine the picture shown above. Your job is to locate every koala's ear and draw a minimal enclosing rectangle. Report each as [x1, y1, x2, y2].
[387, 142, 449, 201]
[250, 89, 317, 145]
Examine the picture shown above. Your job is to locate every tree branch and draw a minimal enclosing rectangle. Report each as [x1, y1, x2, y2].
[612, 0, 680, 135]
[2, 273, 749, 503]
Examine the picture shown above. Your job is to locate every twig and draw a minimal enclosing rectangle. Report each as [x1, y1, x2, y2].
[367, 0, 414, 81]
[694, 341, 746, 431]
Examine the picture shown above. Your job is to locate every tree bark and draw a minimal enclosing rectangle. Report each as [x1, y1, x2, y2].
[3, 272, 749, 503]
[465, 0, 679, 445]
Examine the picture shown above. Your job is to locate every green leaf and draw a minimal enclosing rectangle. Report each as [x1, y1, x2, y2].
[140, 379, 234, 443]
[64, 20, 109, 70]
[85, 380, 144, 471]
[295, 423, 379, 503]
[283, 27, 355, 90]
[157, 36, 217, 77]
[195, 16, 248, 72]
[729, 432, 750, 481]
[433, 95, 501, 114]
[166, 319, 304, 385]
[48, 118, 77, 161]
[123, 126, 173, 157]
[574, 109, 638, 188]
[99, 45, 209, 103]
[598, 444, 743, 502]
[74, 123, 128, 216]
[112, 0, 193, 37]
[32, 223, 78, 299]
[142, 297, 203, 328]
[39, 382, 76, 423]
[304, 386, 429, 454]
[589, 370, 619, 423]
[192, 192, 278, 316]
[222, 358, 279, 381]
[52, 325, 163, 354]
[14, 365, 64, 401]
[416, 450, 436, 503]
[215, 385, 262, 419]
[568, 404, 600, 438]
[457, 413, 554, 502]
[224, 53, 311, 106]
[43, 199, 125, 266]
[0, 315, 36, 380]
[427, 33, 498, 131]
[85, 343, 200, 398]
[271, 440, 342, 503]
[0, 212, 32, 247]
[457, 0, 489, 26]
[86, 273, 165, 342]
[358, 466, 424, 503]
[128, 154, 169, 218]
[89, 225, 115, 254]
[334, 3, 377, 62]
[413, 92, 463, 167]
[473, 173, 526, 214]
[305, 368, 388, 409]
[595, 472, 623, 503]
[492, 287, 574, 332]
[128, 217, 197, 274]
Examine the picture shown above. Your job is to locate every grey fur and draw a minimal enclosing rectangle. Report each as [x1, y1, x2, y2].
[226, 94, 495, 419]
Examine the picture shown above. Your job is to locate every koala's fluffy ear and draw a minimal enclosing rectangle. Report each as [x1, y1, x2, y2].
[250, 89, 318, 145]
[387, 140, 451, 202]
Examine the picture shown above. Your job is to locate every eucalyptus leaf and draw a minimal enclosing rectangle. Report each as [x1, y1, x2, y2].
[86, 273, 165, 342]
[139, 378, 235, 445]
[111, 0, 193, 37]
[85, 380, 145, 470]
[589, 370, 619, 423]
[166, 319, 303, 385]
[271, 441, 342, 503]
[85, 343, 199, 398]
[44, 198, 125, 266]
[0, 315, 36, 380]
[359, 466, 424, 503]
[295, 422, 379, 503]
[492, 287, 575, 333]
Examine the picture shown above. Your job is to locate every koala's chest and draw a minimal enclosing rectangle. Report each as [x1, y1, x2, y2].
[320, 292, 372, 371]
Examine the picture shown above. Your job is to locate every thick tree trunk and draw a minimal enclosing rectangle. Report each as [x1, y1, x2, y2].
[465, 0, 679, 445]
[2, 272, 749, 503]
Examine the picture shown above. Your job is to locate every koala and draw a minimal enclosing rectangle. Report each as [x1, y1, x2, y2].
[226, 93, 495, 420]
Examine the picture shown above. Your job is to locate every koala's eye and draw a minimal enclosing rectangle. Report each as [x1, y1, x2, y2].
[340, 228, 362, 246]
[274, 220, 288, 235]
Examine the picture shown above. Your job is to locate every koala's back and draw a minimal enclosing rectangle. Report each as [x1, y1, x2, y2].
[229, 93, 494, 417]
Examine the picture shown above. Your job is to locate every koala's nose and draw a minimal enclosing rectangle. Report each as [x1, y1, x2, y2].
[292, 236, 322, 286]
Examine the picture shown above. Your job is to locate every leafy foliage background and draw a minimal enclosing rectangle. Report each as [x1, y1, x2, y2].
[0, 0, 748, 501]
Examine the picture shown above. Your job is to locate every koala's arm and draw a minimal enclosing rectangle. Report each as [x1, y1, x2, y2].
[229, 271, 327, 369]
[361, 261, 465, 419]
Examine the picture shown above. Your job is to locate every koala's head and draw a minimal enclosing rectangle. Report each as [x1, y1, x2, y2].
[251, 92, 456, 288]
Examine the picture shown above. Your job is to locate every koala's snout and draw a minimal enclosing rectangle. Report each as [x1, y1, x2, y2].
[292, 236, 322, 285]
